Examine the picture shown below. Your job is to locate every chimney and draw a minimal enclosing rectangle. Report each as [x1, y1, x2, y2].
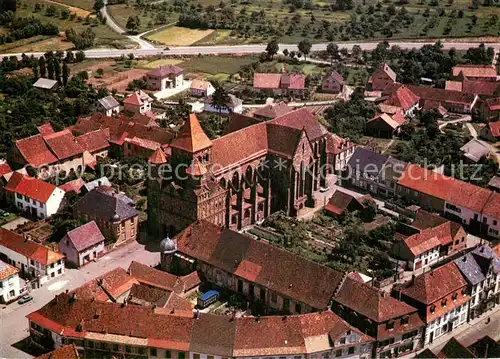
[255, 315, 261, 323]
[462, 256, 467, 262]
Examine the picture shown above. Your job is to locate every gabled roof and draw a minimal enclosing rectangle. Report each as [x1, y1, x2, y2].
[0, 228, 64, 265]
[4, 172, 59, 203]
[0, 162, 12, 177]
[266, 123, 304, 159]
[71, 267, 138, 302]
[323, 70, 344, 85]
[58, 178, 85, 194]
[147, 65, 184, 77]
[324, 190, 372, 216]
[253, 73, 305, 90]
[270, 108, 329, 140]
[452, 64, 497, 78]
[43, 129, 84, 160]
[462, 80, 500, 96]
[75, 187, 139, 222]
[368, 63, 397, 83]
[346, 147, 389, 176]
[98, 95, 119, 110]
[488, 121, 500, 137]
[123, 90, 152, 106]
[175, 220, 344, 310]
[483, 191, 500, 219]
[401, 262, 467, 304]
[63, 221, 105, 252]
[128, 261, 184, 293]
[460, 138, 491, 163]
[170, 114, 213, 153]
[15, 134, 57, 167]
[252, 101, 293, 119]
[148, 147, 168, 164]
[0, 259, 19, 281]
[454, 252, 486, 286]
[37, 123, 55, 136]
[438, 337, 476, 358]
[407, 85, 476, 106]
[190, 79, 213, 91]
[367, 113, 404, 130]
[326, 133, 354, 155]
[83, 176, 111, 192]
[382, 86, 419, 112]
[403, 230, 442, 257]
[334, 276, 418, 323]
[468, 336, 500, 358]
[76, 129, 110, 153]
[471, 244, 500, 274]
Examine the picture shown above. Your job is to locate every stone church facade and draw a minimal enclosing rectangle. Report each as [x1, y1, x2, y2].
[147, 109, 345, 237]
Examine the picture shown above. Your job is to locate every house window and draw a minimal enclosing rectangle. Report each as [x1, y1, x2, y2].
[271, 292, 277, 303]
[442, 299, 447, 307]
[494, 220, 498, 226]
[430, 305, 436, 313]
[87, 341, 94, 349]
[452, 293, 457, 301]
[401, 316, 409, 325]
[193, 354, 200, 359]
[113, 344, 119, 351]
[386, 321, 394, 330]
[340, 337, 346, 345]
[295, 303, 302, 314]
[348, 347, 355, 355]
[283, 298, 290, 311]
[125, 346, 131, 353]
[335, 349, 342, 357]
[138, 347, 146, 355]
[165, 350, 171, 358]
[178, 352, 185, 359]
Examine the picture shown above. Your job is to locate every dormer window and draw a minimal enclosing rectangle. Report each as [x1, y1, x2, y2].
[401, 316, 409, 325]
[452, 293, 457, 301]
[386, 321, 394, 330]
[462, 289, 467, 296]
[430, 305, 436, 313]
[441, 299, 447, 307]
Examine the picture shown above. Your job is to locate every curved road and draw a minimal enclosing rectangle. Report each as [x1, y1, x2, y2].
[1, 41, 500, 59]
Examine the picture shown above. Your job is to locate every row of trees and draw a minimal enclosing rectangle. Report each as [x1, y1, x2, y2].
[0, 15, 59, 44]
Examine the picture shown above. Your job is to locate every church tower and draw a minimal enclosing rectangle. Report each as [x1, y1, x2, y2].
[147, 114, 227, 239]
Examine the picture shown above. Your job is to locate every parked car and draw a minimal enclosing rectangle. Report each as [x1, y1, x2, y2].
[18, 295, 33, 304]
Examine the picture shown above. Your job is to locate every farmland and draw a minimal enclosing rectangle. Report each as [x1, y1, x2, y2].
[146, 26, 214, 46]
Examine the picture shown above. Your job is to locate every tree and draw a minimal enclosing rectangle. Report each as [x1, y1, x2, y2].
[360, 200, 377, 222]
[96, 68, 104, 77]
[265, 39, 279, 59]
[210, 81, 230, 116]
[32, 61, 39, 78]
[65, 50, 74, 63]
[62, 61, 69, 86]
[283, 48, 289, 57]
[76, 51, 86, 62]
[38, 56, 47, 78]
[126, 15, 140, 33]
[326, 42, 339, 66]
[94, 0, 104, 13]
[298, 39, 312, 61]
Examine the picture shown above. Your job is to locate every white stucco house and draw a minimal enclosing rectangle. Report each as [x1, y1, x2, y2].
[0, 259, 21, 304]
[59, 221, 106, 267]
[0, 228, 65, 287]
[4, 172, 65, 219]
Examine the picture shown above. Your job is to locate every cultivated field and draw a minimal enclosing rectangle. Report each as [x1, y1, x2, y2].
[43, 0, 93, 17]
[146, 26, 214, 46]
[142, 58, 185, 68]
[50, 0, 95, 11]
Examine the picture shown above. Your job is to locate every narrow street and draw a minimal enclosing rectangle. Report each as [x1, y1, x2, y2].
[0, 237, 159, 359]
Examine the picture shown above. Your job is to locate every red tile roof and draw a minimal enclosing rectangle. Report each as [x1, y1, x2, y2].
[407, 85, 476, 106]
[445, 81, 462, 92]
[0, 228, 64, 265]
[186, 158, 208, 177]
[128, 261, 185, 293]
[462, 80, 500, 96]
[0, 162, 12, 177]
[401, 262, 467, 305]
[270, 108, 329, 140]
[63, 221, 105, 252]
[170, 114, 213, 153]
[4, 172, 59, 203]
[43, 129, 84, 160]
[35, 344, 79, 359]
[334, 276, 418, 323]
[253, 73, 305, 90]
[0, 259, 20, 281]
[37, 123, 55, 136]
[485, 97, 500, 111]
[15, 134, 57, 167]
[452, 65, 497, 79]
[180, 271, 201, 291]
[326, 133, 354, 155]
[398, 164, 493, 213]
[403, 229, 442, 256]
[76, 129, 110, 153]
[58, 178, 85, 194]
[367, 113, 404, 130]
[383, 86, 419, 112]
[123, 90, 152, 106]
[148, 147, 168, 164]
[483, 192, 500, 220]
[252, 101, 293, 119]
[176, 220, 344, 310]
[71, 267, 139, 302]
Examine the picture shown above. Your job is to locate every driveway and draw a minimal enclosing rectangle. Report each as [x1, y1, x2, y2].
[0, 237, 159, 358]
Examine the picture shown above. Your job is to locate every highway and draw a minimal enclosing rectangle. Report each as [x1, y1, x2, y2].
[1, 41, 500, 59]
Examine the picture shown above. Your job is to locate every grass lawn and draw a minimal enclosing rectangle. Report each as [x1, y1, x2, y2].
[180, 55, 259, 75]
[146, 26, 214, 46]
[0, 36, 73, 53]
[50, 0, 95, 11]
[107, 4, 177, 33]
[42, 0, 93, 17]
[142, 58, 185, 69]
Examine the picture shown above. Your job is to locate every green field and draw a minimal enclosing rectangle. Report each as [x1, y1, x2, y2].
[180, 55, 259, 75]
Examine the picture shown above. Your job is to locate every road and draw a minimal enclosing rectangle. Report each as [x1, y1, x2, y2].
[2, 41, 500, 59]
[0, 238, 159, 359]
[438, 115, 471, 130]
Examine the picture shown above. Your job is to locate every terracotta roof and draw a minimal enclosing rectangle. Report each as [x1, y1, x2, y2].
[488, 121, 500, 137]
[380, 63, 397, 81]
[266, 123, 305, 159]
[71, 267, 139, 302]
[35, 344, 79, 359]
[0, 162, 12, 177]
[58, 178, 85, 194]
[4, 172, 59, 203]
[63, 221, 105, 252]
[128, 261, 184, 293]
[123, 90, 152, 106]
[0, 228, 64, 265]
[452, 65, 497, 78]
[128, 283, 170, 306]
[170, 114, 213, 153]
[148, 147, 168, 164]
[483, 192, 500, 220]
[147, 65, 184, 77]
[225, 113, 263, 134]
[407, 85, 476, 106]
[401, 262, 467, 305]
[253, 101, 293, 119]
[180, 271, 201, 291]
[485, 97, 500, 111]
[15, 134, 57, 167]
[326, 133, 354, 155]
[323, 70, 344, 85]
[253, 73, 305, 90]
[334, 276, 417, 323]
[37, 123, 55, 136]
[367, 113, 404, 130]
[43, 129, 84, 160]
[324, 191, 372, 216]
[270, 108, 329, 140]
[403, 229, 442, 256]
[176, 220, 344, 310]
[190, 79, 212, 91]
[186, 158, 207, 177]
[382, 86, 419, 112]
[445, 81, 462, 92]
[397, 164, 494, 213]
[462, 80, 500, 95]
[0, 259, 19, 281]
[76, 129, 110, 153]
